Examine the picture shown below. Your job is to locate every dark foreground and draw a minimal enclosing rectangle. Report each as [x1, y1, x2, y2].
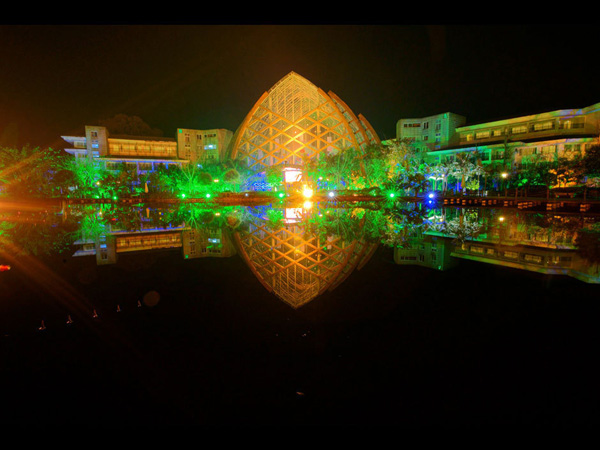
[1, 247, 599, 428]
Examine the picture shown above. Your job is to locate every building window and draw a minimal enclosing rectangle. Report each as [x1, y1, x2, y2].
[532, 121, 554, 132]
[523, 254, 543, 264]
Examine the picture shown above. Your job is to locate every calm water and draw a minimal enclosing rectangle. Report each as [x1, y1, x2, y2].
[1, 200, 599, 427]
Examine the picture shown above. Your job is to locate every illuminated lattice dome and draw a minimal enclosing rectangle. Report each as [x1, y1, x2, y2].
[229, 71, 380, 170]
[233, 208, 377, 308]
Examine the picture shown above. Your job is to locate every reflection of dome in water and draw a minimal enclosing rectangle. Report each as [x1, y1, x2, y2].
[233, 211, 377, 308]
[229, 71, 380, 170]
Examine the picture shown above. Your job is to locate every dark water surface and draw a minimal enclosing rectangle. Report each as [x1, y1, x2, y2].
[1, 203, 600, 427]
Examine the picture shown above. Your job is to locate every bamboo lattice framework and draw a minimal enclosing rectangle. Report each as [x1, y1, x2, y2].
[229, 72, 381, 171]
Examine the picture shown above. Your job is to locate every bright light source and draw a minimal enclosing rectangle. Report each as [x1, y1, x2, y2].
[389, 192, 395, 198]
[302, 186, 313, 198]
[206, 193, 211, 198]
[501, 172, 508, 178]
[499, 216, 505, 222]
[328, 191, 335, 198]
[278, 192, 285, 198]
[428, 193, 435, 199]
[181, 193, 186, 198]
[303, 200, 313, 210]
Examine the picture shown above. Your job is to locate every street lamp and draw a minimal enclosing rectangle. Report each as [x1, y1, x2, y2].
[501, 172, 508, 197]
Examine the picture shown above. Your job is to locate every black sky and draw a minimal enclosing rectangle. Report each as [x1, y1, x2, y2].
[1, 23, 599, 149]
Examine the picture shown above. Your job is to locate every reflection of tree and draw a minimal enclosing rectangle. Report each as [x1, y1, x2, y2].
[73, 210, 108, 240]
[0, 210, 78, 256]
[575, 223, 600, 271]
[440, 208, 484, 246]
[306, 207, 360, 243]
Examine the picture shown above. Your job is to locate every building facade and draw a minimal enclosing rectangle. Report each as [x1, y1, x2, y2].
[418, 102, 600, 171]
[396, 112, 466, 152]
[62, 125, 233, 174]
[229, 71, 380, 172]
[176, 128, 233, 165]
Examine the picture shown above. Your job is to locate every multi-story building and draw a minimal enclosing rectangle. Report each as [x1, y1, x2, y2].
[62, 125, 233, 174]
[396, 112, 466, 152]
[420, 102, 600, 171]
[176, 128, 233, 165]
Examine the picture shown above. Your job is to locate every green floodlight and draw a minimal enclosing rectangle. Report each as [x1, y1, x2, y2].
[389, 192, 395, 198]
[278, 192, 285, 198]
[181, 193, 186, 198]
[206, 193, 211, 198]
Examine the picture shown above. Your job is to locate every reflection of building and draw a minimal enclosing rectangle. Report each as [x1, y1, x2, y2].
[73, 225, 236, 265]
[233, 207, 376, 308]
[398, 102, 600, 172]
[396, 233, 599, 283]
[229, 71, 380, 171]
[393, 231, 458, 271]
[62, 125, 233, 172]
[182, 228, 236, 259]
[395, 209, 600, 283]
[451, 240, 598, 284]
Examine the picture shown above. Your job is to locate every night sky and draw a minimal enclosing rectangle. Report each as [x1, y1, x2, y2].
[1, 23, 599, 150]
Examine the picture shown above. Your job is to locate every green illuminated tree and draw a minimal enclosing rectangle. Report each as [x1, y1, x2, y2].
[0, 145, 69, 198]
[60, 158, 108, 197]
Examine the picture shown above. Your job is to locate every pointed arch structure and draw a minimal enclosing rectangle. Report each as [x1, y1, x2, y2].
[230, 73, 381, 307]
[229, 72, 380, 171]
